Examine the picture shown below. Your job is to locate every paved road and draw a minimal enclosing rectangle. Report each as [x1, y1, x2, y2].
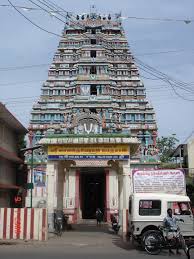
[0, 223, 192, 259]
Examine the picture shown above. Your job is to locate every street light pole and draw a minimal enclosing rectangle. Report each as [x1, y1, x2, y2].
[20, 145, 42, 208]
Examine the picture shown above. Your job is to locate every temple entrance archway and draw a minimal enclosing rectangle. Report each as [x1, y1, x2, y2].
[80, 168, 106, 219]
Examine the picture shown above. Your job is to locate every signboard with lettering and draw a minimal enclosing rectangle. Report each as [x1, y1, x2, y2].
[133, 169, 186, 195]
[48, 144, 129, 160]
[34, 166, 46, 187]
[13, 195, 22, 208]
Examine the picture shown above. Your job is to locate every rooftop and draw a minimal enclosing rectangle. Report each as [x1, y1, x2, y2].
[0, 102, 27, 133]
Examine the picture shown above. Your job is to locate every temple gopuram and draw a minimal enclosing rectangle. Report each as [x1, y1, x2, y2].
[25, 12, 159, 235]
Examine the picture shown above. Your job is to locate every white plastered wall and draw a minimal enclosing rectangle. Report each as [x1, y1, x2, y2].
[63, 168, 76, 210]
[109, 168, 119, 211]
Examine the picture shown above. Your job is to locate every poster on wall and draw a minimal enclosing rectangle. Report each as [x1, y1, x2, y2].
[133, 169, 186, 195]
[33, 166, 46, 187]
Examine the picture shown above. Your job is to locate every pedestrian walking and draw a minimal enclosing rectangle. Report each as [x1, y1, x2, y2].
[96, 208, 103, 226]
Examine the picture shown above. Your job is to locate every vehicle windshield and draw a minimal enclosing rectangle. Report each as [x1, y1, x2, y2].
[168, 201, 192, 215]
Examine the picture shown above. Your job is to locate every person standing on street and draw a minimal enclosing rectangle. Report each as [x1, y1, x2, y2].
[163, 208, 184, 255]
[96, 208, 103, 226]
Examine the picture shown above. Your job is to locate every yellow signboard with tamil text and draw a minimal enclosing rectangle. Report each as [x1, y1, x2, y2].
[48, 144, 129, 160]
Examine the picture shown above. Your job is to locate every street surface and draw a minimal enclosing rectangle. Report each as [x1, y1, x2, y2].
[0, 222, 193, 259]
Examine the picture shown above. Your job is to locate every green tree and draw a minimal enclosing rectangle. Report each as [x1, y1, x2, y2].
[157, 135, 179, 163]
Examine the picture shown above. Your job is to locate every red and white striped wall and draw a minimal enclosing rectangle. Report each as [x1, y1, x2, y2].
[0, 208, 47, 241]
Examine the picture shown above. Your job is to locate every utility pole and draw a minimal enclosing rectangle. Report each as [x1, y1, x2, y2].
[20, 145, 42, 208]
[179, 145, 183, 168]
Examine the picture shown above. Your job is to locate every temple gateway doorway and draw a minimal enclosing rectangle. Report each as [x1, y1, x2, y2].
[80, 168, 106, 219]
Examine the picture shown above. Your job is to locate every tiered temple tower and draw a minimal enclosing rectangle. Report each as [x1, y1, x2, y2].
[29, 12, 158, 163]
[26, 13, 159, 231]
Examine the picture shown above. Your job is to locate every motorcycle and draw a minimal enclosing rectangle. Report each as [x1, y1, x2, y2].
[111, 214, 120, 234]
[143, 225, 189, 257]
[54, 210, 63, 236]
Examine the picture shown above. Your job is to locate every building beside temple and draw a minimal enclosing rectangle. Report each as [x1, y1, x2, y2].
[0, 103, 27, 207]
[26, 12, 158, 234]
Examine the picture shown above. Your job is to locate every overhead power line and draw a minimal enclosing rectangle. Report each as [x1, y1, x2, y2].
[2, 3, 193, 24]
[6, 0, 194, 102]
[135, 49, 194, 56]
[7, 0, 61, 37]
[0, 63, 49, 71]
[0, 95, 39, 101]
[121, 15, 193, 24]
[135, 60, 194, 101]
[0, 79, 44, 86]
[0, 4, 40, 10]
[1, 48, 194, 72]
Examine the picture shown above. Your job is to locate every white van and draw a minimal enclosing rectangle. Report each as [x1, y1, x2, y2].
[128, 193, 194, 243]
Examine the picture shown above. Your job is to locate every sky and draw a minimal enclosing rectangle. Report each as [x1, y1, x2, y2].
[0, 0, 194, 142]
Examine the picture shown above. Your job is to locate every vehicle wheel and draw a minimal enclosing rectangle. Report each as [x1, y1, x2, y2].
[142, 230, 162, 255]
[56, 223, 62, 236]
[179, 234, 189, 258]
[58, 224, 63, 236]
[141, 230, 160, 247]
[187, 244, 194, 259]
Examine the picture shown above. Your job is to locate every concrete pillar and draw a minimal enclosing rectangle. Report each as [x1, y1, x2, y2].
[105, 169, 110, 221]
[64, 168, 76, 223]
[74, 169, 80, 222]
[120, 159, 131, 239]
[118, 174, 123, 230]
[46, 161, 58, 231]
[108, 168, 119, 221]
[57, 162, 65, 210]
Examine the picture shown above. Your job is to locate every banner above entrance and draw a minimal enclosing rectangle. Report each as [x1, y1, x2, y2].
[48, 144, 129, 160]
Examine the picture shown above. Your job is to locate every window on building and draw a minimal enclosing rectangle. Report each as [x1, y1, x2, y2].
[90, 85, 97, 95]
[139, 200, 161, 216]
[91, 50, 96, 58]
[91, 39, 96, 45]
[91, 29, 96, 34]
[90, 66, 97, 75]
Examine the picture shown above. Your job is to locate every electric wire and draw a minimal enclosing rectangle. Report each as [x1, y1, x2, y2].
[137, 63, 194, 100]
[0, 79, 44, 86]
[6, 0, 194, 102]
[1, 3, 194, 23]
[135, 49, 194, 56]
[2, 46, 194, 71]
[41, 0, 194, 99]
[136, 59, 194, 91]
[0, 64, 49, 71]
[32, 1, 194, 84]
[7, 0, 61, 37]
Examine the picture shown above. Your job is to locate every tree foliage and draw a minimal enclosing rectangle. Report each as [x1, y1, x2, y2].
[157, 135, 179, 163]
